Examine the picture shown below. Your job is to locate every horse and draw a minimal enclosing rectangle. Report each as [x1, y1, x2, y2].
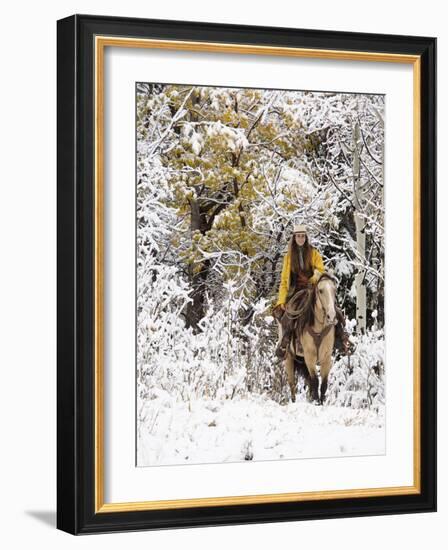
[276, 271, 338, 404]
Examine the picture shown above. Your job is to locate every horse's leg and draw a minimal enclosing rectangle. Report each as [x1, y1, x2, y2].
[308, 372, 319, 403]
[319, 354, 332, 404]
[285, 352, 296, 403]
[303, 342, 319, 403]
[294, 355, 310, 397]
[319, 330, 335, 404]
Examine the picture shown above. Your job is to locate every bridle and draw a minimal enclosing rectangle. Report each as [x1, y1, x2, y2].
[314, 275, 337, 327]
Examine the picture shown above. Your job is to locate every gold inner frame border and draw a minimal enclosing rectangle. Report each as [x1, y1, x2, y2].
[94, 35, 421, 513]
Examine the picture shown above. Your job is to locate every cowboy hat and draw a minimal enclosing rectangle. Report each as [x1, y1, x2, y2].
[293, 224, 307, 233]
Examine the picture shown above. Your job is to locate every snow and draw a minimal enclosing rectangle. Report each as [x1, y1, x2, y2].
[335, 257, 353, 277]
[137, 394, 385, 466]
[135, 84, 386, 468]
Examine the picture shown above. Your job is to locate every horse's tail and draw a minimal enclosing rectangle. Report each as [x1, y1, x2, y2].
[293, 355, 309, 380]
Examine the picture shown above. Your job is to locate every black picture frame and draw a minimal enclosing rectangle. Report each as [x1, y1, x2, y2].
[57, 14, 436, 535]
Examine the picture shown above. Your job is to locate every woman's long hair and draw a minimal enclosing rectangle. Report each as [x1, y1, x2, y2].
[288, 234, 313, 286]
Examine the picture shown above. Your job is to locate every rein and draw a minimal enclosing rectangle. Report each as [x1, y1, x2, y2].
[284, 288, 313, 321]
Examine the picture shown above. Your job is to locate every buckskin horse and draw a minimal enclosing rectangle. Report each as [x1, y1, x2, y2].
[276, 271, 338, 404]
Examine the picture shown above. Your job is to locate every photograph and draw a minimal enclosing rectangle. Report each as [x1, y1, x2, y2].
[54, 12, 435, 534]
[136, 82, 386, 467]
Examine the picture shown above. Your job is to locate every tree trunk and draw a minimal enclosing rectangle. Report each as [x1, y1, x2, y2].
[354, 211, 367, 334]
[185, 260, 210, 332]
[353, 121, 367, 334]
[184, 198, 210, 332]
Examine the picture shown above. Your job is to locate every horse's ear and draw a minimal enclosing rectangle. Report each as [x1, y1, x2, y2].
[313, 269, 323, 282]
[325, 268, 339, 285]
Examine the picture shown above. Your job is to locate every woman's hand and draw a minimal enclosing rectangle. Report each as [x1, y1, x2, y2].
[272, 304, 285, 320]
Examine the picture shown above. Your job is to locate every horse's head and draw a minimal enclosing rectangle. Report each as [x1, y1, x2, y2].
[314, 271, 338, 327]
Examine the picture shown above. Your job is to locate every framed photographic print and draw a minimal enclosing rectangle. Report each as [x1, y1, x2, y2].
[57, 14, 436, 534]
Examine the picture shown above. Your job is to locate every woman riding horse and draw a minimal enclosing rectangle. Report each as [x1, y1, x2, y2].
[274, 224, 348, 359]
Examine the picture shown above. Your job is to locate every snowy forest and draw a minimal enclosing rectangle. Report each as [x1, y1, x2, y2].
[136, 83, 386, 466]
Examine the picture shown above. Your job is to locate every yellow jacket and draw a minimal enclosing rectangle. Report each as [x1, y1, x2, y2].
[276, 248, 325, 306]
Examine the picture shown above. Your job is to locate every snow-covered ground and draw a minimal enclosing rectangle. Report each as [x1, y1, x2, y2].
[137, 393, 385, 466]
